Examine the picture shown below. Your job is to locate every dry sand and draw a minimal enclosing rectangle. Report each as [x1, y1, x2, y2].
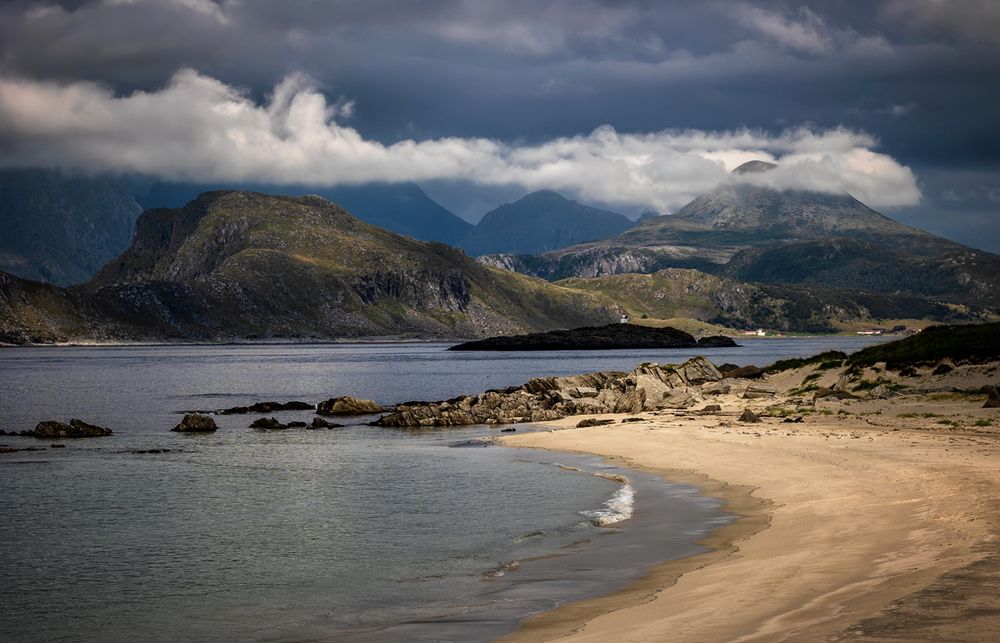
[499, 374, 1000, 642]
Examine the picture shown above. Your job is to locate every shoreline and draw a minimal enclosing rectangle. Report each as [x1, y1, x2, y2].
[500, 435, 773, 643]
[498, 398, 1000, 642]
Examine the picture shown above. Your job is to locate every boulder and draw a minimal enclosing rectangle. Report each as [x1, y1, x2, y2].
[172, 414, 217, 433]
[35, 419, 113, 438]
[698, 404, 723, 414]
[659, 389, 700, 410]
[249, 417, 285, 430]
[983, 385, 1000, 409]
[743, 384, 777, 399]
[701, 382, 732, 396]
[317, 396, 382, 416]
[722, 365, 765, 380]
[614, 388, 647, 414]
[738, 408, 761, 423]
[577, 418, 616, 428]
[678, 356, 723, 385]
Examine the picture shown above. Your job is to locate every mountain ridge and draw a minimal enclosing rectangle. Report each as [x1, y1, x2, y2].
[459, 190, 634, 256]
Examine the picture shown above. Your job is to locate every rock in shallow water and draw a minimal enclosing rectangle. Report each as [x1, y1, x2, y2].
[172, 414, 218, 433]
[316, 396, 382, 416]
[35, 419, 113, 438]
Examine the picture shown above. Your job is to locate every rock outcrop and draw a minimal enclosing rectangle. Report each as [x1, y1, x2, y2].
[376, 356, 722, 427]
[316, 397, 383, 415]
[172, 414, 218, 432]
[34, 419, 113, 438]
[449, 323, 737, 351]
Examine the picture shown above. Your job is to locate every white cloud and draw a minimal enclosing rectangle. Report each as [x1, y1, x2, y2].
[0, 69, 921, 210]
[733, 5, 833, 55]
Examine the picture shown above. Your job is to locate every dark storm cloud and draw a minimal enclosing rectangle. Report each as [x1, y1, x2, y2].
[0, 0, 997, 248]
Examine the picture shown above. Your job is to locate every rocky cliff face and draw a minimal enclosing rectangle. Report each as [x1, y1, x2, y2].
[0, 169, 143, 285]
[0, 191, 615, 344]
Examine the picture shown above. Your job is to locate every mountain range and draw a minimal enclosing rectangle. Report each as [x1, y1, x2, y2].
[0, 169, 143, 286]
[479, 161, 1000, 310]
[457, 190, 635, 256]
[0, 191, 614, 344]
[0, 170, 645, 286]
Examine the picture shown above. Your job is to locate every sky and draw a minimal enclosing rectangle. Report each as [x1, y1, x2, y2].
[0, 0, 998, 250]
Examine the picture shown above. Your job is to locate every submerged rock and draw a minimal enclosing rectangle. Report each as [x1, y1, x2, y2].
[218, 401, 313, 415]
[316, 396, 382, 416]
[172, 414, 218, 433]
[34, 419, 113, 438]
[249, 417, 285, 430]
[309, 417, 342, 429]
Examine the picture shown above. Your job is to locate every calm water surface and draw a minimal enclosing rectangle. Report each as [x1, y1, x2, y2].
[0, 337, 887, 641]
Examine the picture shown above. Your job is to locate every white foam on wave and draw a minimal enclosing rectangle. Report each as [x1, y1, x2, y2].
[580, 476, 635, 526]
[549, 462, 636, 526]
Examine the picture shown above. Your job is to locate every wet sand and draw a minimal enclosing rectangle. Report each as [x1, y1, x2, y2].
[500, 384, 1000, 641]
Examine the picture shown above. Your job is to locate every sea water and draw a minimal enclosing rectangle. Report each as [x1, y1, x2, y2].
[0, 337, 886, 641]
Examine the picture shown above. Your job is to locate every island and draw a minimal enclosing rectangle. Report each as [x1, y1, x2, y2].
[448, 323, 737, 351]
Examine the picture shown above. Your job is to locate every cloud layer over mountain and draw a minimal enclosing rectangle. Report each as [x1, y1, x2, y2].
[0, 69, 919, 211]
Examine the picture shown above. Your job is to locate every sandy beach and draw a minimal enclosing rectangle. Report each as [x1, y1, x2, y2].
[500, 378, 1000, 641]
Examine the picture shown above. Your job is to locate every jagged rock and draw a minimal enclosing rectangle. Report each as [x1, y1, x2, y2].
[577, 418, 616, 428]
[983, 385, 1000, 409]
[249, 417, 285, 430]
[219, 401, 313, 414]
[35, 419, 113, 438]
[317, 396, 382, 416]
[172, 414, 217, 432]
[659, 389, 700, 409]
[698, 404, 723, 414]
[571, 386, 599, 398]
[614, 388, 647, 413]
[738, 408, 761, 423]
[743, 384, 777, 399]
[310, 417, 342, 429]
[678, 356, 723, 385]
[722, 365, 765, 379]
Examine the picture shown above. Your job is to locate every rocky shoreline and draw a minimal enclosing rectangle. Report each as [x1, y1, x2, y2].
[377, 356, 730, 427]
